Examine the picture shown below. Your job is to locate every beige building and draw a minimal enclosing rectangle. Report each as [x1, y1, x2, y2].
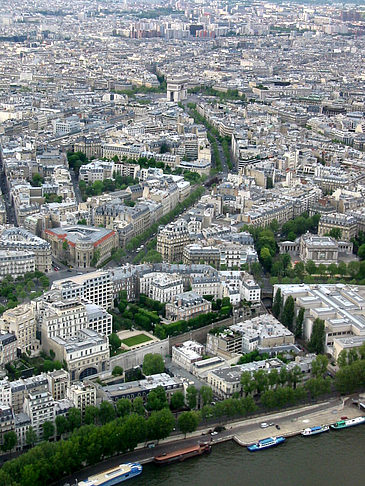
[0, 333, 17, 366]
[0, 304, 37, 353]
[46, 329, 110, 382]
[67, 381, 97, 416]
[318, 213, 358, 241]
[47, 369, 70, 401]
[0, 250, 35, 278]
[157, 219, 190, 263]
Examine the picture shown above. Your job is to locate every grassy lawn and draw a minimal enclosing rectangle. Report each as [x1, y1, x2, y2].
[121, 334, 152, 347]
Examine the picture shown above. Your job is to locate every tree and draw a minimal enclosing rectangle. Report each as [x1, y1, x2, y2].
[358, 244, 365, 261]
[305, 260, 317, 275]
[338, 261, 347, 277]
[272, 288, 282, 319]
[26, 427, 37, 447]
[55, 415, 69, 437]
[116, 398, 131, 417]
[294, 261, 305, 279]
[142, 353, 164, 376]
[177, 411, 200, 438]
[200, 385, 213, 406]
[112, 365, 124, 377]
[42, 421, 55, 441]
[132, 397, 145, 416]
[328, 263, 338, 277]
[98, 401, 116, 424]
[1, 431, 17, 452]
[281, 296, 295, 331]
[308, 318, 325, 354]
[146, 386, 168, 411]
[348, 261, 360, 278]
[327, 228, 342, 240]
[240, 371, 255, 395]
[260, 247, 272, 271]
[311, 355, 329, 378]
[186, 385, 198, 409]
[84, 405, 99, 425]
[109, 333, 122, 355]
[295, 307, 305, 338]
[337, 350, 348, 368]
[68, 408, 81, 431]
[170, 391, 185, 410]
[146, 408, 175, 442]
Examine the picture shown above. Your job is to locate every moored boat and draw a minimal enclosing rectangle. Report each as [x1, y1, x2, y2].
[78, 462, 142, 486]
[301, 425, 329, 436]
[154, 443, 211, 465]
[330, 417, 365, 430]
[247, 436, 285, 452]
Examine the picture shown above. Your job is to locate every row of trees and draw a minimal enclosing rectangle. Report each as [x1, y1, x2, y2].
[154, 305, 232, 340]
[125, 185, 205, 252]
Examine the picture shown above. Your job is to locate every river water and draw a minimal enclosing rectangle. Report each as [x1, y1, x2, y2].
[131, 427, 365, 486]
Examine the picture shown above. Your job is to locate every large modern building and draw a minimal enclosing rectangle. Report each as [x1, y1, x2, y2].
[274, 283, 365, 359]
[44, 225, 118, 269]
[52, 271, 113, 310]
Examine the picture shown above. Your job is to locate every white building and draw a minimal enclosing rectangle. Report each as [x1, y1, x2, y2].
[67, 381, 97, 416]
[172, 340, 204, 371]
[139, 272, 183, 303]
[23, 391, 55, 440]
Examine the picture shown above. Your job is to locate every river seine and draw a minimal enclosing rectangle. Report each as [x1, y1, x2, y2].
[131, 427, 365, 486]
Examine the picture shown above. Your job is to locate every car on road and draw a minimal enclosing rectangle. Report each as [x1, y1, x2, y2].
[276, 425, 281, 430]
[260, 423, 269, 428]
[210, 431, 218, 436]
[53, 267, 58, 271]
[268, 423, 275, 426]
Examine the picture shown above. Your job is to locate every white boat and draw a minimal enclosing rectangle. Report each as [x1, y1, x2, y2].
[331, 417, 365, 430]
[301, 425, 329, 436]
[78, 463, 142, 486]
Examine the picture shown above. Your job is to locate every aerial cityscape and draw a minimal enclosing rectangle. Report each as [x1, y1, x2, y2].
[0, 0, 364, 485]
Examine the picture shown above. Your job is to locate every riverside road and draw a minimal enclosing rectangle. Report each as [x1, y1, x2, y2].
[59, 396, 360, 486]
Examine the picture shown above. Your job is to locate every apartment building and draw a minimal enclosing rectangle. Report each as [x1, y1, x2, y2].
[47, 369, 70, 401]
[157, 219, 190, 263]
[0, 304, 37, 354]
[0, 333, 17, 366]
[67, 382, 97, 416]
[0, 249, 35, 278]
[139, 272, 183, 303]
[0, 227, 52, 273]
[23, 391, 55, 439]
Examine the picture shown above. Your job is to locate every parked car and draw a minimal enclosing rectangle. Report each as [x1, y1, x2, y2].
[276, 425, 281, 430]
[210, 431, 218, 436]
[260, 423, 269, 428]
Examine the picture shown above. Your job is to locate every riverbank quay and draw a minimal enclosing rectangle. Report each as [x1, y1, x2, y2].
[60, 396, 362, 485]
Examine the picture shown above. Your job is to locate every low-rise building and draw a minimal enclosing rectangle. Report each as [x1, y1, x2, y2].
[172, 340, 204, 371]
[100, 373, 183, 403]
[166, 291, 212, 321]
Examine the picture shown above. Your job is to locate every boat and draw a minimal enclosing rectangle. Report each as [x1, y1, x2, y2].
[77, 463, 142, 486]
[153, 443, 211, 465]
[330, 417, 365, 430]
[247, 436, 285, 451]
[301, 425, 330, 436]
